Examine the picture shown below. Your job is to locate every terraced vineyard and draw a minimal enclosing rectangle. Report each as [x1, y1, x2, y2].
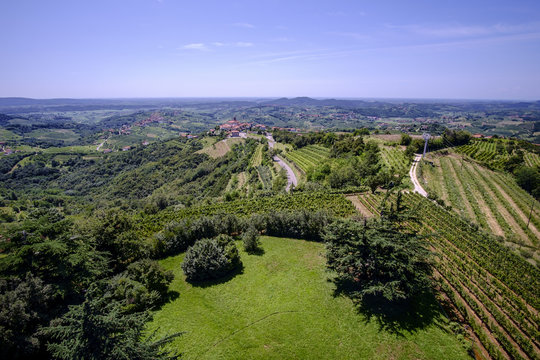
[249, 144, 264, 167]
[138, 191, 356, 235]
[284, 145, 330, 173]
[525, 152, 540, 167]
[256, 165, 273, 189]
[353, 191, 540, 360]
[456, 140, 509, 169]
[380, 146, 411, 175]
[421, 153, 540, 265]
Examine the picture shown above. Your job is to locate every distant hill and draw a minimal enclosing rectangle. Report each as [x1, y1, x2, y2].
[0, 113, 13, 126]
[262, 97, 380, 108]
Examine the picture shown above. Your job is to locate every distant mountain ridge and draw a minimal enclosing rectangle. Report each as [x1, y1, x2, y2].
[262, 97, 379, 108]
[1, 97, 539, 114]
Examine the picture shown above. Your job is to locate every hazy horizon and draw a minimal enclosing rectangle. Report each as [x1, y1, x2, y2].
[2, 0, 540, 100]
[1, 96, 538, 102]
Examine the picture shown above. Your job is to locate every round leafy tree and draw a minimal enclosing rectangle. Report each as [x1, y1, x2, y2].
[181, 235, 241, 282]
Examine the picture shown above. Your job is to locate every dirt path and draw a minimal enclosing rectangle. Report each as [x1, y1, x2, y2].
[345, 195, 373, 217]
[409, 154, 428, 197]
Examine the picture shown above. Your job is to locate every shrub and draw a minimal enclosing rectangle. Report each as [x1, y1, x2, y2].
[107, 275, 159, 313]
[400, 133, 412, 146]
[154, 215, 243, 257]
[125, 259, 173, 296]
[261, 210, 330, 241]
[108, 259, 173, 312]
[181, 235, 241, 282]
[242, 226, 261, 253]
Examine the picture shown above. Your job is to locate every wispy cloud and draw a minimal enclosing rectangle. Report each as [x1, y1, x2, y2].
[388, 22, 540, 38]
[235, 42, 253, 47]
[270, 37, 294, 42]
[233, 22, 255, 29]
[245, 49, 332, 65]
[182, 43, 209, 51]
[181, 42, 254, 51]
[242, 31, 540, 66]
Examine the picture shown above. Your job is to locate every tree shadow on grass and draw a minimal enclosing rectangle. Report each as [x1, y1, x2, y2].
[246, 247, 265, 256]
[151, 290, 180, 311]
[186, 264, 245, 288]
[332, 278, 442, 336]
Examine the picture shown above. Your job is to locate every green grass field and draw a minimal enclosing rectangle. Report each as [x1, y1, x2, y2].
[26, 128, 80, 142]
[42, 145, 98, 154]
[147, 236, 470, 360]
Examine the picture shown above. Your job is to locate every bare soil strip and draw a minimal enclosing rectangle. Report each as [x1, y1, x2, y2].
[345, 195, 373, 217]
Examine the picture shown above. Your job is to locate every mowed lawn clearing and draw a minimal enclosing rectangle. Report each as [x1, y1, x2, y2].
[147, 236, 470, 360]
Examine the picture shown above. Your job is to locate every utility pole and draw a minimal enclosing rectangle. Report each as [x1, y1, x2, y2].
[422, 133, 431, 158]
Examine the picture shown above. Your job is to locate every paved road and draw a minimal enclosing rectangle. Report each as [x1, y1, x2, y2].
[274, 155, 298, 192]
[409, 154, 428, 197]
[265, 133, 297, 192]
[265, 133, 275, 149]
[96, 136, 110, 151]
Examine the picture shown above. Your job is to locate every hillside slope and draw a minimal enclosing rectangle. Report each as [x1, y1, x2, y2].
[419, 152, 540, 265]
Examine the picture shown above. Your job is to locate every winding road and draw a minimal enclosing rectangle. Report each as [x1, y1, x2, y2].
[409, 154, 428, 197]
[96, 140, 106, 151]
[266, 134, 298, 192]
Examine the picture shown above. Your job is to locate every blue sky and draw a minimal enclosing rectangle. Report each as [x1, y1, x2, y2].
[1, 0, 540, 99]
